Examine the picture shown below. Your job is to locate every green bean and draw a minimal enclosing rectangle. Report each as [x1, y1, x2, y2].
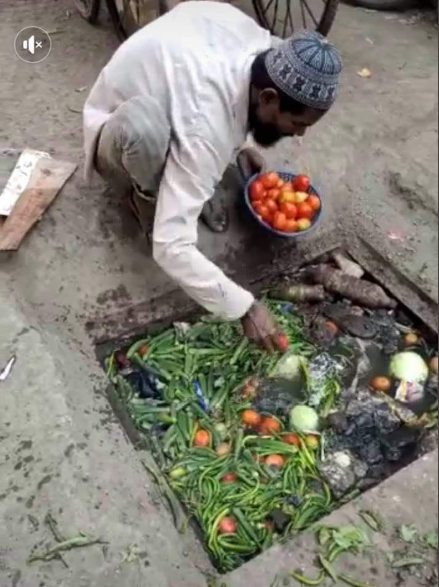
[290, 570, 324, 585]
[339, 575, 376, 587]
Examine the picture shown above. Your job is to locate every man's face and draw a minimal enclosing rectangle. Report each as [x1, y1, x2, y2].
[249, 89, 326, 148]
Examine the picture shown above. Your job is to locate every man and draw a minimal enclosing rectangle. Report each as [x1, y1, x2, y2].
[83, 2, 342, 351]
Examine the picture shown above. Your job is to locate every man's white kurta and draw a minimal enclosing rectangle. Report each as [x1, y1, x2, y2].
[84, 2, 272, 320]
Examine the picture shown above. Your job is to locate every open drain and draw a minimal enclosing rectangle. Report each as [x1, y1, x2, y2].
[98, 251, 438, 574]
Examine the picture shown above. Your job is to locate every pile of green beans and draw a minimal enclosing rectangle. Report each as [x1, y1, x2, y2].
[106, 302, 335, 572]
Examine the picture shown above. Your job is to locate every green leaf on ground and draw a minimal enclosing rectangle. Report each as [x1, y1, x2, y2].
[399, 524, 418, 544]
[422, 531, 439, 550]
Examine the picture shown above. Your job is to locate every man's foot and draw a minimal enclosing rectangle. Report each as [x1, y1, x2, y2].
[200, 198, 229, 233]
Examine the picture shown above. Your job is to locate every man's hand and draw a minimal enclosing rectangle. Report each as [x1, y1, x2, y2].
[237, 147, 267, 180]
[242, 301, 287, 352]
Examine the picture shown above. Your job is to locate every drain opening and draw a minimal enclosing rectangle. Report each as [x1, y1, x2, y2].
[97, 252, 438, 574]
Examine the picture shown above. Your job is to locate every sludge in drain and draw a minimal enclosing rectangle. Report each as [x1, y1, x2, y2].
[101, 260, 438, 573]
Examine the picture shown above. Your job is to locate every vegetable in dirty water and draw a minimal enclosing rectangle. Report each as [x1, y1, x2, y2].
[390, 352, 429, 384]
[282, 433, 301, 446]
[241, 409, 262, 429]
[404, 332, 420, 347]
[264, 454, 286, 468]
[290, 405, 320, 434]
[258, 416, 282, 436]
[221, 472, 238, 483]
[193, 430, 211, 447]
[216, 442, 232, 457]
[219, 516, 237, 535]
[107, 302, 339, 572]
[305, 434, 320, 451]
[370, 376, 392, 393]
[277, 333, 290, 351]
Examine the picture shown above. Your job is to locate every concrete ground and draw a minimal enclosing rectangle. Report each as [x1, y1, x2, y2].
[0, 1, 438, 586]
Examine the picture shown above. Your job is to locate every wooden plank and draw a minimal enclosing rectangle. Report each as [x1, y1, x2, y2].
[0, 157, 77, 251]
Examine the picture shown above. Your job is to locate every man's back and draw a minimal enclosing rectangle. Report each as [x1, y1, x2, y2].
[84, 2, 271, 180]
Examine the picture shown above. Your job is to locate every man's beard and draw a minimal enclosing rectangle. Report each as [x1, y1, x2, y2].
[248, 106, 283, 148]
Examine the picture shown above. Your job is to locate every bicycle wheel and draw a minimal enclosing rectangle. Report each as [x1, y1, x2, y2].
[253, 0, 339, 38]
[74, 0, 101, 23]
[106, 0, 168, 40]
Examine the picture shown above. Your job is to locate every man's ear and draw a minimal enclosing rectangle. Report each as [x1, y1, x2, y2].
[259, 88, 279, 106]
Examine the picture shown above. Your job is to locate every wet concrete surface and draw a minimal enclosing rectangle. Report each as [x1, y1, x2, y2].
[0, 1, 438, 586]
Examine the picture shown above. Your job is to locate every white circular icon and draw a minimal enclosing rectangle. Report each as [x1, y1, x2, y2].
[15, 26, 52, 64]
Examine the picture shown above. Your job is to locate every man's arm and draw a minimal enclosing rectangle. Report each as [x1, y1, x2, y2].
[153, 134, 255, 321]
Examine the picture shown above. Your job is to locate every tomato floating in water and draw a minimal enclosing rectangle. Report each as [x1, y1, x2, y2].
[276, 333, 289, 351]
[265, 454, 286, 468]
[260, 172, 280, 190]
[193, 429, 211, 447]
[241, 409, 262, 429]
[221, 472, 238, 483]
[293, 174, 311, 193]
[249, 179, 265, 201]
[282, 433, 301, 447]
[279, 202, 297, 219]
[258, 416, 282, 436]
[305, 434, 320, 450]
[218, 516, 237, 534]
[297, 202, 314, 220]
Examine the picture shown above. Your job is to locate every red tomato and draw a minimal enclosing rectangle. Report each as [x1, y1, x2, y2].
[259, 416, 282, 436]
[296, 202, 314, 220]
[265, 199, 278, 214]
[259, 205, 273, 223]
[265, 454, 286, 468]
[221, 472, 238, 483]
[277, 179, 285, 189]
[219, 516, 237, 534]
[260, 172, 280, 190]
[193, 430, 211, 447]
[267, 188, 281, 200]
[282, 433, 301, 447]
[281, 181, 294, 193]
[308, 194, 321, 212]
[272, 211, 288, 232]
[293, 174, 311, 193]
[249, 180, 265, 201]
[253, 202, 264, 216]
[276, 333, 289, 351]
[284, 219, 298, 232]
[241, 409, 262, 429]
[279, 202, 297, 220]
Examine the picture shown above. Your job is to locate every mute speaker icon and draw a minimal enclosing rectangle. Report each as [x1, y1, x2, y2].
[23, 36, 39, 55]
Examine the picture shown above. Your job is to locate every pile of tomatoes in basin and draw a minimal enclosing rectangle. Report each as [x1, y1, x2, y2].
[248, 171, 321, 234]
